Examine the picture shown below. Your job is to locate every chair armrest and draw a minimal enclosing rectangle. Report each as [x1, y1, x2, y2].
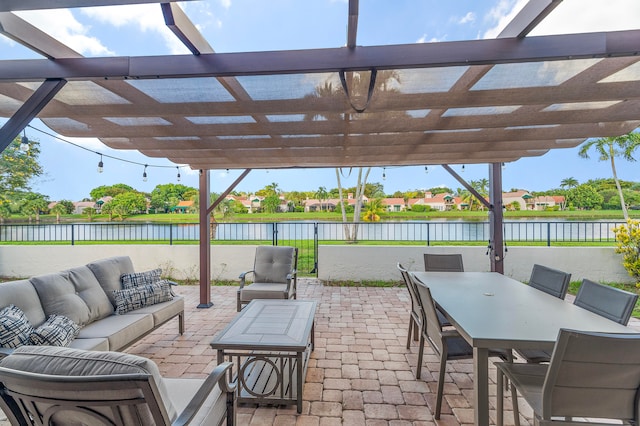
[172, 361, 236, 426]
[238, 270, 254, 288]
[165, 280, 179, 286]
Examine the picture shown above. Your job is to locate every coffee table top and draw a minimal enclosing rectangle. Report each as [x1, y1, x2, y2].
[210, 300, 317, 352]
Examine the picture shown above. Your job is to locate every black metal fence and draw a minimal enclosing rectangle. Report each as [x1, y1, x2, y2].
[0, 221, 625, 275]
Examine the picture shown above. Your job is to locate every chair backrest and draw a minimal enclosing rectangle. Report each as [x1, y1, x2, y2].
[411, 274, 445, 354]
[423, 253, 464, 272]
[0, 368, 170, 425]
[397, 263, 421, 320]
[253, 246, 298, 283]
[573, 279, 638, 325]
[528, 264, 571, 299]
[0, 346, 175, 425]
[542, 329, 640, 422]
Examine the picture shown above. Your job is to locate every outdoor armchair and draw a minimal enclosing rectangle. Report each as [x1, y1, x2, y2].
[237, 246, 298, 311]
[516, 264, 571, 363]
[0, 346, 237, 426]
[496, 329, 640, 426]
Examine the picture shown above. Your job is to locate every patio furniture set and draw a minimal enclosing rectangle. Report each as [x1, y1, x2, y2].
[401, 253, 640, 426]
[2, 247, 640, 425]
[0, 246, 305, 425]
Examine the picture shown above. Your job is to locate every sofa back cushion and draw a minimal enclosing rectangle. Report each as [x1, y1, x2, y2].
[30, 272, 92, 327]
[86, 256, 135, 307]
[67, 266, 114, 320]
[0, 279, 47, 327]
[0, 345, 177, 422]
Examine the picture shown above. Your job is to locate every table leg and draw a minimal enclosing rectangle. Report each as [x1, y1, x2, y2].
[297, 351, 303, 413]
[473, 347, 489, 426]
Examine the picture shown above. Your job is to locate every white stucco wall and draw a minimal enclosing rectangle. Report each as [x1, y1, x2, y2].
[317, 245, 632, 284]
[0, 244, 632, 284]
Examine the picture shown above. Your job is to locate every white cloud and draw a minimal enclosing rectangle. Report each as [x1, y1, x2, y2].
[459, 12, 476, 25]
[15, 10, 114, 56]
[530, 0, 640, 35]
[482, 0, 527, 39]
[417, 34, 445, 43]
[482, 0, 640, 39]
[219, 0, 232, 9]
[81, 4, 190, 55]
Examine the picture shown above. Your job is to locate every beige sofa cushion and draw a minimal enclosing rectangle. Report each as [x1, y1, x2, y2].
[0, 345, 177, 422]
[67, 265, 114, 320]
[77, 313, 154, 351]
[30, 272, 92, 326]
[0, 279, 47, 327]
[87, 256, 135, 307]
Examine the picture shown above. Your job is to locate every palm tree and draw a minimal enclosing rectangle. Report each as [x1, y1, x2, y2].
[560, 177, 579, 189]
[314, 186, 328, 211]
[50, 203, 67, 223]
[579, 131, 640, 220]
[362, 198, 385, 222]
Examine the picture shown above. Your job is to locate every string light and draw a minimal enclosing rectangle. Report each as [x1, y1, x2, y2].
[176, 166, 181, 182]
[24, 124, 187, 176]
[461, 164, 465, 172]
[97, 154, 104, 173]
[20, 130, 29, 152]
[382, 167, 386, 181]
[424, 166, 428, 174]
[142, 165, 148, 182]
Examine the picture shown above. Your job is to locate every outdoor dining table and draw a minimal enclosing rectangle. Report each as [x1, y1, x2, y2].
[412, 271, 633, 426]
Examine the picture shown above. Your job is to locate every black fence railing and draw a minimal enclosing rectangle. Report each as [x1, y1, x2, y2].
[0, 221, 624, 275]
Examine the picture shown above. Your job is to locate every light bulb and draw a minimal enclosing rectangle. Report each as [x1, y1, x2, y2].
[97, 155, 104, 173]
[176, 167, 181, 182]
[142, 165, 148, 182]
[19, 133, 29, 152]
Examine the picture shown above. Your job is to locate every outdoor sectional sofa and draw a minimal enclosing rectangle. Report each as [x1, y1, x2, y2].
[0, 255, 184, 357]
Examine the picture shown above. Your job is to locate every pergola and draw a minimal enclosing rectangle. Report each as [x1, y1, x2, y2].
[1, 0, 639, 306]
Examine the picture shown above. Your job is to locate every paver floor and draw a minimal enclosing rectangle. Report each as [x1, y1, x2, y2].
[128, 280, 525, 425]
[3, 280, 637, 425]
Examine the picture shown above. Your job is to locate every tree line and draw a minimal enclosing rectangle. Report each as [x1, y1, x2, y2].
[1, 132, 639, 223]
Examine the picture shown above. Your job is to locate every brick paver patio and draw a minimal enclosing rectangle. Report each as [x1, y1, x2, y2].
[4, 279, 636, 425]
[132, 280, 523, 425]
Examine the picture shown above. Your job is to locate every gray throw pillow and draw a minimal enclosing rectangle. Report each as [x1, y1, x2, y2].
[112, 281, 173, 315]
[0, 305, 34, 349]
[29, 315, 80, 347]
[121, 268, 162, 289]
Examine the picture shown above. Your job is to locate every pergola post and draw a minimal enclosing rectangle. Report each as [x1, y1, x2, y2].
[198, 169, 212, 308]
[488, 163, 504, 274]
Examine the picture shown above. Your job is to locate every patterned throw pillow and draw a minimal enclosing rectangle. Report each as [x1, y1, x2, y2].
[29, 315, 80, 347]
[113, 281, 174, 315]
[120, 268, 162, 289]
[0, 305, 34, 349]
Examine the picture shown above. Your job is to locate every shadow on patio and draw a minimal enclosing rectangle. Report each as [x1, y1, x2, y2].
[124, 279, 525, 426]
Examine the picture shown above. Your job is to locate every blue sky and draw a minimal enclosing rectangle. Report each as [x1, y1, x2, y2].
[1, 0, 639, 201]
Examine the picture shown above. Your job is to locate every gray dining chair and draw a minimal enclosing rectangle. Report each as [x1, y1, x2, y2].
[397, 263, 451, 350]
[423, 253, 464, 272]
[527, 264, 571, 299]
[411, 274, 518, 420]
[398, 263, 422, 348]
[515, 264, 571, 363]
[574, 278, 638, 325]
[422, 253, 463, 327]
[237, 246, 298, 311]
[496, 328, 640, 426]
